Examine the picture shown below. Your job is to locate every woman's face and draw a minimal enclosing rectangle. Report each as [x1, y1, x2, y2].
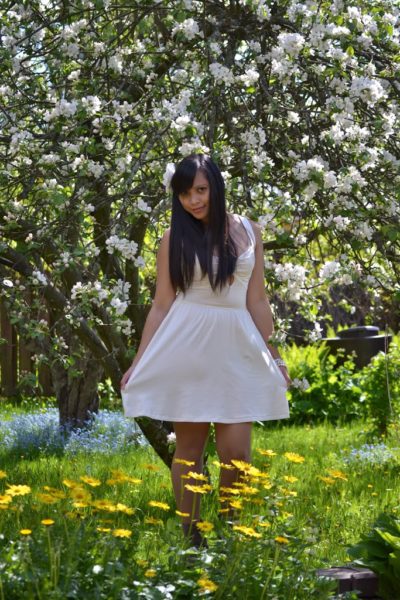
[178, 170, 210, 224]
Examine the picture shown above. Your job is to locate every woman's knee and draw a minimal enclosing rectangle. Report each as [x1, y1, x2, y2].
[216, 445, 250, 465]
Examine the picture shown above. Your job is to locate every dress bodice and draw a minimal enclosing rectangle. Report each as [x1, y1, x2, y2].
[180, 216, 256, 309]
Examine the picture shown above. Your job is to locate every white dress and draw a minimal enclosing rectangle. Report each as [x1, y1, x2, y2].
[122, 216, 289, 423]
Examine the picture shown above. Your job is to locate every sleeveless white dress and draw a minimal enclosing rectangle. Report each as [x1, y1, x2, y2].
[122, 216, 289, 423]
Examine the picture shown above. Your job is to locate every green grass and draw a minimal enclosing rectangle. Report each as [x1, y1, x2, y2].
[1, 410, 400, 599]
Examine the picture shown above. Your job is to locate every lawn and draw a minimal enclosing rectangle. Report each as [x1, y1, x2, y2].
[1, 403, 399, 599]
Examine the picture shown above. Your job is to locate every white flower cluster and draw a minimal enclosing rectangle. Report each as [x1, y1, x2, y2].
[292, 156, 328, 182]
[106, 236, 138, 260]
[31, 270, 47, 285]
[136, 199, 151, 213]
[172, 18, 201, 40]
[291, 377, 310, 391]
[350, 76, 387, 106]
[274, 262, 307, 301]
[319, 260, 340, 280]
[277, 32, 306, 57]
[308, 322, 323, 342]
[163, 163, 176, 191]
[43, 99, 78, 122]
[209, 62, 235, 85]
[324, 215, 350, 230]
[237, 68, 259, 87]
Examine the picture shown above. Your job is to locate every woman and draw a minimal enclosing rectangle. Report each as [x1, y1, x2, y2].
[121, 154, 290, 547]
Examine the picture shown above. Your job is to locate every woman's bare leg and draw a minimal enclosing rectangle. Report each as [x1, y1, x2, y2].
[172, 422, 210, 525]
[215, 422, 252, 513]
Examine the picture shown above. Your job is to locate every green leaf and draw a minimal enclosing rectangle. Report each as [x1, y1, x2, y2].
[346, 46, 355, 56]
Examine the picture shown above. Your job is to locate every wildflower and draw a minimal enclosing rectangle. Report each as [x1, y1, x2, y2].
[257, 521, 271, 528]
[240, 485, 259, 496]
[92, 499, 117, 511]
[233, 525, 261, 538]
[176, 510, 190, 517]
[7, 484, 31, 496]
[93, 565, 103, 574]
[62, 479, 80, 488]
[318, 476, 335, 485]
[41, 519, 55, 526]
[275, 536, 289, 544]
[80, 476, 101, 487]
[257, 448, 277, 457]
[283, 476, 298, 483]
[0, 495, 12, 505]
[20, 529, 32, 535]
[197, 577, 218, 592]
[112, 528, 132, 538]
[184, 484, 212, 494]
[36, 493, 60, 504]
[143, 463, 160, 472]
[196, 521, 214, 533]
[280, 487, 297, 497]
[42, 487, 66, 499]
[72, 501, 89, 508]
[144, 569, 157, 578]
[327, 469, 348, 481]
[136, 559, 148, 567]
[220, 487, 240, 495]
[115, 503, 135, 515]
[96, 527, 111, 532]
[212, 460, 234, 470]
[148, 500, 170, 511]
[173, 458, 195, 466]
[229, 500, 243, 509]
[263, 482, 273, 490]
[185, 471, 208, 481]
[69, 487, 92, 502]
[145, 517, 164, 526]
[284, 452, 305, 463]
[218, 508, 230, 514]
[0, 470, 7, 478]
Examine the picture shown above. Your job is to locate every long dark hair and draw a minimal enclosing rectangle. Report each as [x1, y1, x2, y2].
[169, 154, 237, 292]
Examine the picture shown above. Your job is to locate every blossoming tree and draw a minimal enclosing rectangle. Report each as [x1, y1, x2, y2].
[0, 0, 399, 464]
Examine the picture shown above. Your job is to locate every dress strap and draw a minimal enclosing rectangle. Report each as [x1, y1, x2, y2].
[238, 215, 256, 246]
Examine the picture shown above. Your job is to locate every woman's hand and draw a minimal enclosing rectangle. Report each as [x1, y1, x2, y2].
[120, 364, 136, 391]
[280, 366, 292, 389]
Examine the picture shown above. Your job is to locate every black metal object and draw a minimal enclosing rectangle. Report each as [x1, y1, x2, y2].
[317, 566, 380, 598]
[322, 326, 392, 369]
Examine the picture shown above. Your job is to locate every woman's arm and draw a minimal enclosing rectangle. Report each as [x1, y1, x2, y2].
[246, 221, 291, 386]
[120, 229, 176, 389]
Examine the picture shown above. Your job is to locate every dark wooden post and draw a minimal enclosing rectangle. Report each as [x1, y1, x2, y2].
[0, 298, 18, 397]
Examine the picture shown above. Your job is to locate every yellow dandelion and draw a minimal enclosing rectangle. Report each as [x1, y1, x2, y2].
[0, 470, 7, 478]
[173, 458, 195, 466]
[327, 469, 348, 481]
[80, 476, 101, 487]
[62, 479, 80, 489]
[148, 500, 170, 511]
[218, 508, 230, 514]
[186, 471, 208, 481]
[0, 495, 12, 505]
[219, 487, 240, 496]
[36, 493, 60, 504]
[230, 459, 252, 471]
[72, 501, 89, 508]
[69, 487, 92, 502]
[279, 487, 297, 497]
[197, 577, 218, 592]
[212, 460, 235, 470]
[112, 528, 132, 538]
[176, 510, 190, 517]
[144, 569, 157, 578]
[275, 536, 289, 544]
[283, 476, 298, 483]
[251, 498, 264, 506]
[96, 527, 111, 532]
[6, 484, 31, 497]
[263, 482, 273, 490]
[144, 517, 164, 526]
[43, 487, 66, 499]
[115, 503, 135, 515]
[241, 486, 259, 496]
[41, 519, 55, 526]
[257, 521, 271, 528]
[196, 521, 214, 533]
[92, 499, 117, 511]
[229, 500, 243, 510]
[281, 511, 294, 519]
[283, 452, 305, 463]
[143, 464, 160, 472]
[184, 484, 212, 494]
[20, 529, 32, 535]
[318, 476, 335, 485]
[136, 559, 148, 568]
[233, 525, 261, 538]
[257, 448, 277, 457]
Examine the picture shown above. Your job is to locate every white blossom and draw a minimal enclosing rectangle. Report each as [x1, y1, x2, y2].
[163, 163, 176, 191]
[209, 63, 235, 85]
[319, 261, 340, 280]
[172, 18, 201, 40]
[106, 236, 138, 260]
